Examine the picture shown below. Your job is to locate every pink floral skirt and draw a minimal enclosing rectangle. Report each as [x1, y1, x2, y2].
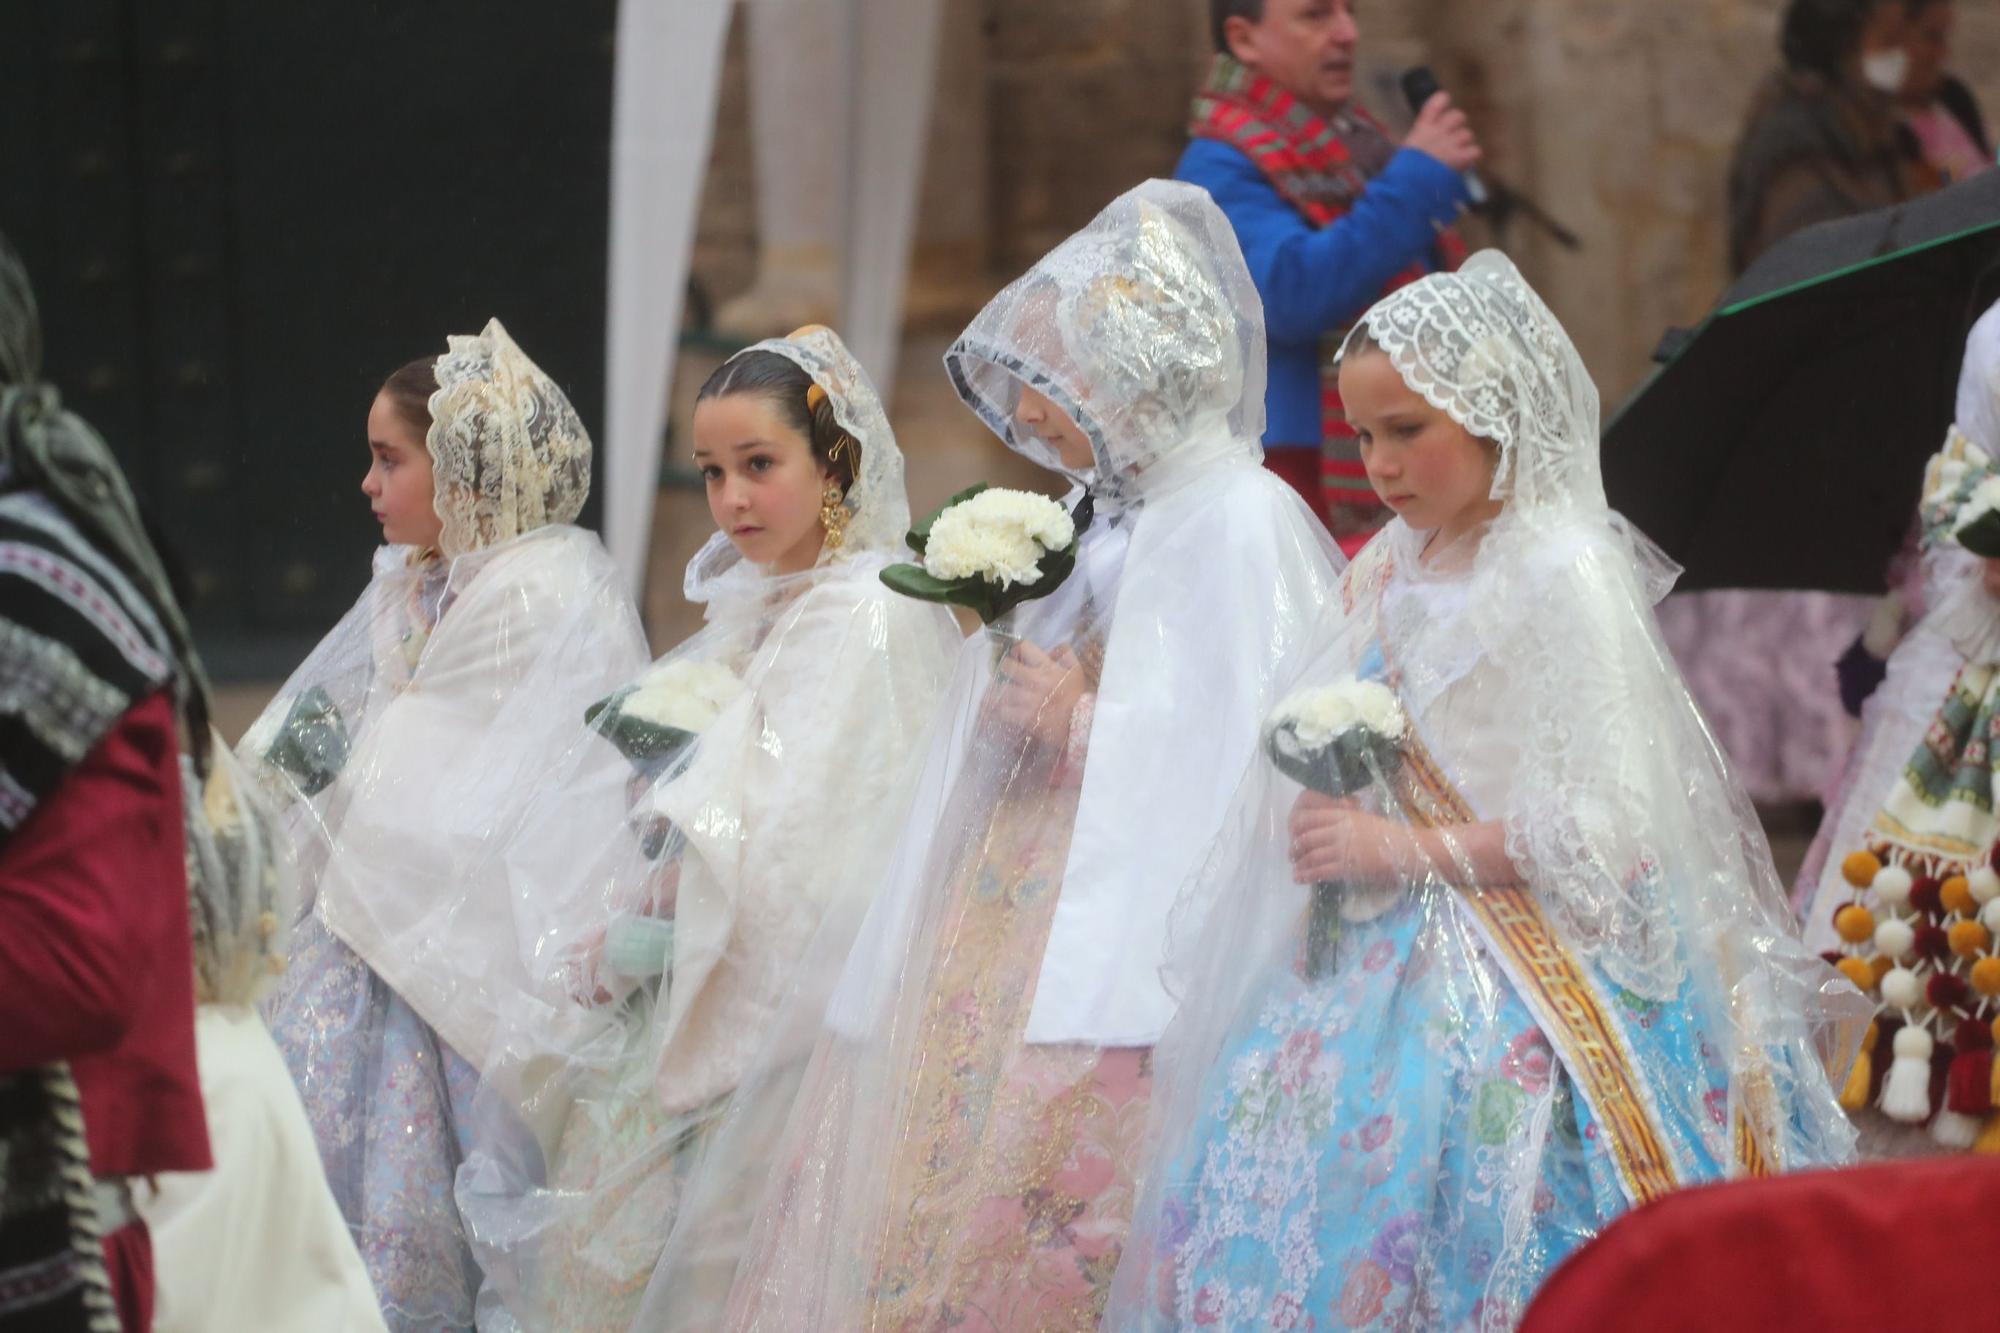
[732, 775, 1153, 1331]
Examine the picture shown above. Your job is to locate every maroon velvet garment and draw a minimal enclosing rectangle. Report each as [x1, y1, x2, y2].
[1521, 1156, 2000, 1330]
[0, 687, 211, 1178]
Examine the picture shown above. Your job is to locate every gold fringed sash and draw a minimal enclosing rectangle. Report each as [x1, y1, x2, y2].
[1352, 537, 1769, 1204]
[1390, 736, 1690, 1206]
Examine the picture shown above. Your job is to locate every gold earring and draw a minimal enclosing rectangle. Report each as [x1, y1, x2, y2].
[821, 482, 848, 549]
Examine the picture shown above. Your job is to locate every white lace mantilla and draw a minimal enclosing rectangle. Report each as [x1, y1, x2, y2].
[1357, 254, 1711, 1000]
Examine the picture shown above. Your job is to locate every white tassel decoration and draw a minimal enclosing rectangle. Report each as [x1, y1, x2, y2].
[1881, 1024, 1935, 1124]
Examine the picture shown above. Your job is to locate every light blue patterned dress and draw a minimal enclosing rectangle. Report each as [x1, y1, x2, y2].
[265, 913, 484, 1331]
[256, 560, 488, 1331]
[1140, 625, 1735, 1332]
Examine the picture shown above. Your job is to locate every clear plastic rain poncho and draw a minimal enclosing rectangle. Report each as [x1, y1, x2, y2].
[652, 180, 1346, 1331]
[1109, 251, 1865, 1331]
[452, 327, 961, 1332]
[251, 319, 650, 1326]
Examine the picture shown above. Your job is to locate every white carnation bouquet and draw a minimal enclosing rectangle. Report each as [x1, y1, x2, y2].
[1265, 677, 1409, 976]
[585, 657, 745, 782]
[881, 483, 1090, 623]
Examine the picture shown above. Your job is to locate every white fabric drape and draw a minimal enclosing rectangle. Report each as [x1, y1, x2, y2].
[456, 329, 961, 1331]
[603, 0, 732, 598]
[142, 1008, 391, 1333]
[841, 0, 943, 398]
[602, 0, 941, 598]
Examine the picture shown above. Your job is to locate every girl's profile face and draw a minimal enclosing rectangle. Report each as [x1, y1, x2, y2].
[1014, 383, 1096, 472]
[362, 391, 444, 550]
[693, 391, 832, 575]
[1339, 349, 1501, 545]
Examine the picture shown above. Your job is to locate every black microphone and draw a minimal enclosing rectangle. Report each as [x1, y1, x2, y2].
[1400, 65, 1487, 209]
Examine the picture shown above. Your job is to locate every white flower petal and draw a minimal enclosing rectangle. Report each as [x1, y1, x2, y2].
[922, 488, 1075, 589]
[1268, 678, 1407, 751]
[618, 658, 745, 734]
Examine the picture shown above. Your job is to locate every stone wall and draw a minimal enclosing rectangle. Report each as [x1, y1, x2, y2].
[692, 0, 2000, 404]
[978, 0, 1208, 269]
[1426, 0, 2000, 403]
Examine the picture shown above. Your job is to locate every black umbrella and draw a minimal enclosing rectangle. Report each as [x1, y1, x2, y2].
[1602, 171, 2000, 594]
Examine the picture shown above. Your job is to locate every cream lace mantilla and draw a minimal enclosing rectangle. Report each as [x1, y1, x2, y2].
[428, 318, 591, 558]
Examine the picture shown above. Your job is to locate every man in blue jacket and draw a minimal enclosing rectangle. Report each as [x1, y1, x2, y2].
[1178, 0, 1481, 551]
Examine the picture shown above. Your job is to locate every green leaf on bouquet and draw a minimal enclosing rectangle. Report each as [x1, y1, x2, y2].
[874, 565, 963, 601]
[1266, 723, 1400, 798]
[1959, 508, 2000, 559]
[1029, 533, 1082, 602]
[584, 690, 700, 780]
[877, 565, 995, 623]
[264, 685, 350, 797]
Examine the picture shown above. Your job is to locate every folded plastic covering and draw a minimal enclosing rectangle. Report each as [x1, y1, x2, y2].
[642, 181, 1346, 1330]
[1109, 253, 1865, 1331]
[453, 327, 961, 1331]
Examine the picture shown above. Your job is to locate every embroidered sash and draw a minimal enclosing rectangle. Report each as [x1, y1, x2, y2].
[1345, 543, 1769, 1205]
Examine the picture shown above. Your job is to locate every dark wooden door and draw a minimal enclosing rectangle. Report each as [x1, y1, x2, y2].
[3, 0, 616, 677]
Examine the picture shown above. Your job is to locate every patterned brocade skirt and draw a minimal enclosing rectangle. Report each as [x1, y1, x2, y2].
[264, 913, 482, 1332]
[734, 780, 1152, 1332]
[1139, 890, 1731, 1332]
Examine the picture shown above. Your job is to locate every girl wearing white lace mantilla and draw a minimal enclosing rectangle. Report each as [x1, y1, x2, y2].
[253, 321, 650, 1331]
[454, 327, 960, 1332]
[1110, 253, 1862, 1331]
[696, 181, 1346, 1331]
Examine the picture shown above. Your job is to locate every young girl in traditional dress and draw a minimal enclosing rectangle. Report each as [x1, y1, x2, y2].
[253, 321, 650, 1330]
[1111, 252, 1862, 1331]
[1800, 297, 2000, 1158]
[455, 327, 961, 1332]
[673, 180, 1345, 1331]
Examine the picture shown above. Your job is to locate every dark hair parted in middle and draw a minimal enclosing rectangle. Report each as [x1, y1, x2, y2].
[695, 350, 859, 492]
